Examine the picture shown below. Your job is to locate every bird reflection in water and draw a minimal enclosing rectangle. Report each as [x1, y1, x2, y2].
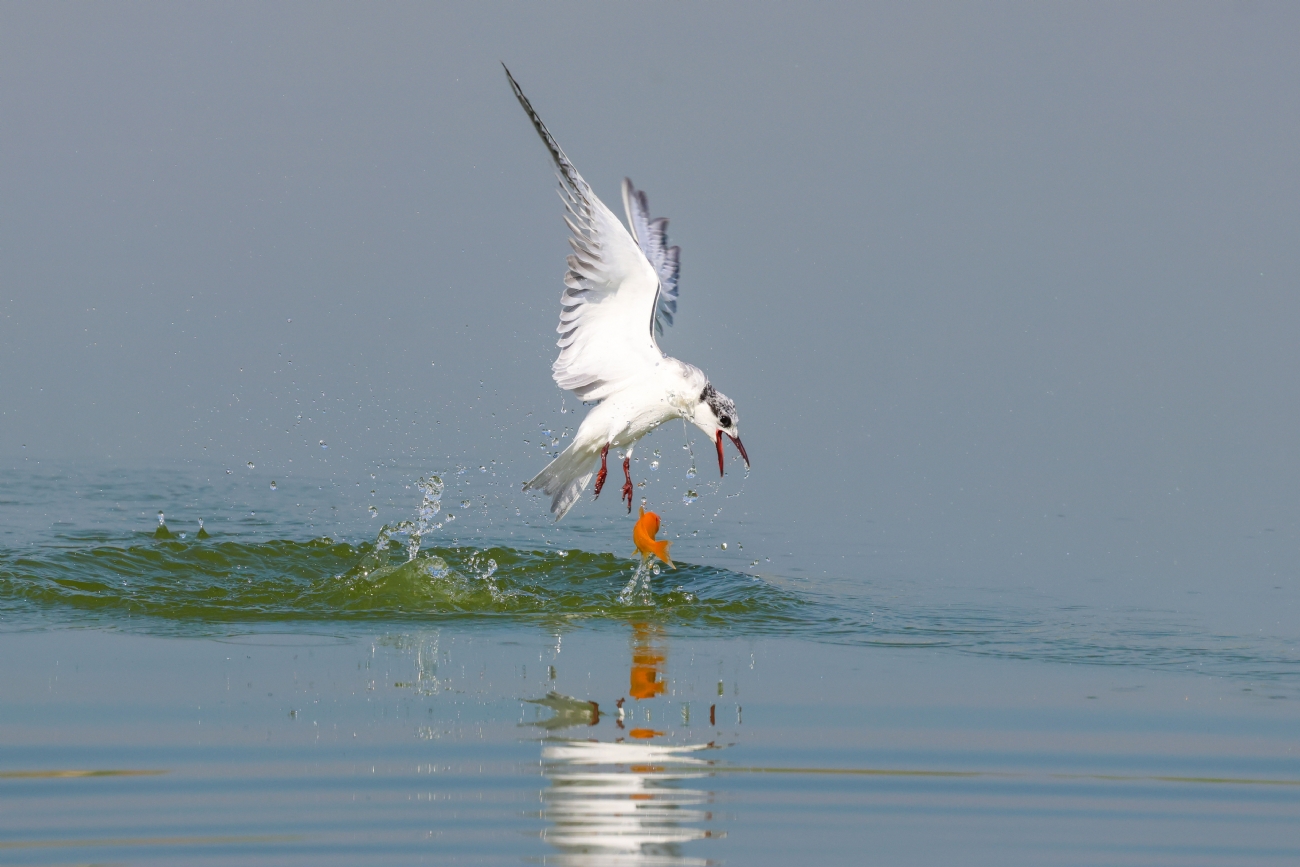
[528, 623, 722, 866]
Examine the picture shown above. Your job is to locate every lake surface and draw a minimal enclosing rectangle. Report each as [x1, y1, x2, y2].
[1, 464, 1297, 866]
[4, 5, 1300, 864]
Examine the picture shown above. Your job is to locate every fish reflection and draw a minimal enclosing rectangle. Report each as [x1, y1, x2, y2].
[629, 622, 666, 703]
[530, 623, 723, 866]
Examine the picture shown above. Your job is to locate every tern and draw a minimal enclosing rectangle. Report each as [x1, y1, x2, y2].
[506, 67, 749, 520]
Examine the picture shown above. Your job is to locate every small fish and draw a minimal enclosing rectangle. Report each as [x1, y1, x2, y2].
[632, 506, 675, 569]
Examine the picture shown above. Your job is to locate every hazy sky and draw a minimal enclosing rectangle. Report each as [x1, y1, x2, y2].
[1, 3, 1297, 618]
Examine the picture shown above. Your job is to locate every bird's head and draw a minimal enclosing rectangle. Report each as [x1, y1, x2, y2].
[691, 384, 749, 477]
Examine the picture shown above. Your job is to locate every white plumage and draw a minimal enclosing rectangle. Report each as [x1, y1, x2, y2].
[506, 67, 748, 520]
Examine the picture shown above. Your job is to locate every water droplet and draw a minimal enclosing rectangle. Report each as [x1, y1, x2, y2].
[686, 468, 696, 479]
[370, 473, 376, 479]
[319, 440, 327, 449]
[198, 518, 204, 529]
[445, 513, 456, 522]
[650, 461, 659, 471]
[157, 511, 165, 525]
[652, 565, 661, 576]
[269, 481, 277, 491]
[682, 490, 698, 504]
[721, 542, 728, 550]
[368, 505, 378, 517]
[479, 466, 486, 472]
[460, 500, 471, 508]
[225, 469, 232, 475]
[246, 461, 254, 469]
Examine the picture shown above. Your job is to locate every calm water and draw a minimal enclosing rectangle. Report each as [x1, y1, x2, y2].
[1, 464, 1298, 865]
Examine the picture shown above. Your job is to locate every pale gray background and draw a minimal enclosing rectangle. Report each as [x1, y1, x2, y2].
[1, 3, 1297, 626]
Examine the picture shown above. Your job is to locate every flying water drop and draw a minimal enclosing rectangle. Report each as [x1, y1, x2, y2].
[319, 440, 327, 449]
[247, 461, 254, 469]
[368, 505, 379, 518]
[269, 481, 277, 491]
[682, 490, 698, 504]
[403, 475, 445, 560]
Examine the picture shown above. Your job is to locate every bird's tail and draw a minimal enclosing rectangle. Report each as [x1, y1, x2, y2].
[523, 440, 599, 521]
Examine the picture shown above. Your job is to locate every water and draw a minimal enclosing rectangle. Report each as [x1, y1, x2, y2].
[0, 463, 1297, 865]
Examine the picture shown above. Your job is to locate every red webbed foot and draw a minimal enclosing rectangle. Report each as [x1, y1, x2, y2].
[593, 443, 610, 500]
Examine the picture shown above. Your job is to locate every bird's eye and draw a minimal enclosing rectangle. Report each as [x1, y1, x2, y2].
[719, 415, 731, 428]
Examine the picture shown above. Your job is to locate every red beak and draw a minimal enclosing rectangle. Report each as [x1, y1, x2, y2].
[715, 431, 751, 476]
[728, 434, 750, 470]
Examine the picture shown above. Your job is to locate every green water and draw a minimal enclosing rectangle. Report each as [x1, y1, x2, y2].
[0, 535, 804, 627]
[1, 466, 1298, 866]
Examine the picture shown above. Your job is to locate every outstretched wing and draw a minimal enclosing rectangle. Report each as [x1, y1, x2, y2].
[621, 179, 680, 337]
[505, 66, 663, 402]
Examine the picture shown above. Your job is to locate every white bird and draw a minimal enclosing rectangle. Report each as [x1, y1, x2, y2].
[506, 67, 749, 520]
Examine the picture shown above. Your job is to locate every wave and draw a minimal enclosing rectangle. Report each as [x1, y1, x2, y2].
[0, 535, 807, 631]
[2, 533, 1297, 687]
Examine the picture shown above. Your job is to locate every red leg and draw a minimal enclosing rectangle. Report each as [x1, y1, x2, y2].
[592, 444, 610, 500]
[621, 456, 633, 512]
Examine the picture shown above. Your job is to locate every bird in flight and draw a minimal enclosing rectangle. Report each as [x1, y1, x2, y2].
[506, 66, 749, 520]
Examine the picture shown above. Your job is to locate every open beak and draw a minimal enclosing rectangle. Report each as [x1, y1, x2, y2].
[729, 434, 750, 470]
[714, 431, 751, 476]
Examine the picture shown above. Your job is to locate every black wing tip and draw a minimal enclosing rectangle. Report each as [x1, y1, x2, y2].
[502, 64, 532, 113]
[502, 65, 582, 192]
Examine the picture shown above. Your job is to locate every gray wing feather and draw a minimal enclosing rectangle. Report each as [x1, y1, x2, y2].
[504, 65, 664, 401]
[621, 178, 680, 337]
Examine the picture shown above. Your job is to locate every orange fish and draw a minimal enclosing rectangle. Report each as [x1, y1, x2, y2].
[632, 506, 675, 569]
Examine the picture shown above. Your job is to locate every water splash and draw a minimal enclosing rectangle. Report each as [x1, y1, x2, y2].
[366, 475, 444, 565]
[618, 558, 657, 605]
[681, 418, 698, 479]
[410, 475, 444, 560]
